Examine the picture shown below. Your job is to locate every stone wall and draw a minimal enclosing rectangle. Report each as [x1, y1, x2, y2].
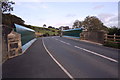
[2, 29, 22, 62]
[7, 31, 22, 58]
[2, 36, 8, 62]
[80, 31, 106, 44]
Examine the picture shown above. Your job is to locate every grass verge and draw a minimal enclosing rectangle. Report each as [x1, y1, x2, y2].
[103, 41, 120, 49]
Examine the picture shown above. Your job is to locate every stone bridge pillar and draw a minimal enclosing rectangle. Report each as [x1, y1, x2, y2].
[7, 31, 22, 58]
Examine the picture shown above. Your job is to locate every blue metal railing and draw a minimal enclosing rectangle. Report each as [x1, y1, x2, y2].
[14, 24, 36, 52]
[62, 28, 83, 38]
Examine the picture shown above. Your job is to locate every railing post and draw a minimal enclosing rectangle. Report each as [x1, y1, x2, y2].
[104, 34, 107, 42]
[114, 34, 116, 42]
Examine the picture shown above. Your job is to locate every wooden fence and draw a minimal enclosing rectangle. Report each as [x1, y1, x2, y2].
[104, 34, 120, 43]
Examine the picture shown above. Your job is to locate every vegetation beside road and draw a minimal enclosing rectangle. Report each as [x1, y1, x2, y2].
[25, 25, 60, 37]
[73, 17, 120, 49]
[103, 27, 120, 49]
[103, 41, 120, 49]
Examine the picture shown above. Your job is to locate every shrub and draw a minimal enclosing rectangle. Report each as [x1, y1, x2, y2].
[103, 41, 120, 49]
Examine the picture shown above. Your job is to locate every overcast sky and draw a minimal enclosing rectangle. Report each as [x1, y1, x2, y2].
[11, 0, 118, 28]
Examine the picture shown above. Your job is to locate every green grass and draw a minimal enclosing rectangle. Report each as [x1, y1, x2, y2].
[103, 41, 120, 49]
[30, 26, 59, 36]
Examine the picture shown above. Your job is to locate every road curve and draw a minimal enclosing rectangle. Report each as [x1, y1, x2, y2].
[2, 38, 69, 78]
[43, 36, 119, 78]
[2, 37, 119, 79]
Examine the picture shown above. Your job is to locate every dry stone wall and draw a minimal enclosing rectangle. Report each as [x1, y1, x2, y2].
[7, 31, 22, 58]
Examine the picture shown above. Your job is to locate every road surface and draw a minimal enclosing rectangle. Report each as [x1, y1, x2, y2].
[43, 36, 119, 78]
[3, 36, 119, 79]
[2, 38, 69, 78]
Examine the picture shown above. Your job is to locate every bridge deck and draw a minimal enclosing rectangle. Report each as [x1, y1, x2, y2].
[2, 38, 69, 78]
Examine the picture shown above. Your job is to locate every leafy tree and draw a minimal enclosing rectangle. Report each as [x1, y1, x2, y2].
[55, 28, 59, 30]
[43, 24, 46, 28]
[1, 0, 18, 27]
[2, 13, 25, 27]
[52, 27, 55, 29]
[1, 0, 15, 45]
[82, 16, 107, 31]
[59, 26, 69, 30]
[48, 26, 52, 28]
[1, 0, 15, 13]
[73, 20, 82, 28]
[59, 26, 63, 30]
[108, 26, 120, 35]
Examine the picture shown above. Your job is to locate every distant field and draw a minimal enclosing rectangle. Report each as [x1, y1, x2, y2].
[27, 26, 60, 36]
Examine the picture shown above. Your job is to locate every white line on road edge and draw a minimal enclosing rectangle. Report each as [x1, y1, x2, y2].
[42, 38, 75, 80]
[22, 38, 37, 54]
[74, 46, 118, 63]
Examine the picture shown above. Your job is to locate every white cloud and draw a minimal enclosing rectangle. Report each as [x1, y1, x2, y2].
[47, 19, 74, 28]
[66, 14, 76, 17]
[13, 0, 43, 2]
[109, 16, 118, 22]
[15, 2, 49, 10]
[15, 2, 22, 6]
[105, 21, 118, 27]
[13, 0, 119, 2]
[98, 13, 115, 20]
[93, 5, 104, 10]
[97, 13, 118, 27]
[41, 4, 48, 9]
[107, 16, 118, 27]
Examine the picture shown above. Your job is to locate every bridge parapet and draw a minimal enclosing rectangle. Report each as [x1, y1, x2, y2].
[7, 31, 22, 58]
[80, 31, 107, 44]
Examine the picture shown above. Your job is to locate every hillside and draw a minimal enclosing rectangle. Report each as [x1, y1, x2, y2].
[23, 24, 60, 37]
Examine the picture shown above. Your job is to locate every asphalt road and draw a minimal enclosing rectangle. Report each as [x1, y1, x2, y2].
[43, 36, 119, 78]
[2, 36, 119, 79]
[2, 38, 69, 78]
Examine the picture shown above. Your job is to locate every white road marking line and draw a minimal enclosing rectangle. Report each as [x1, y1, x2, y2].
[60, 40, 65, 43]
[59, 40, 71, 45]
[66, 43, 71, 45]
[42, 38, 74, 80]
[52, 38, 118, 63]
[74, 46, 118, 63]
[55, 39, 58, 40]
[53, 38, 71, 45]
